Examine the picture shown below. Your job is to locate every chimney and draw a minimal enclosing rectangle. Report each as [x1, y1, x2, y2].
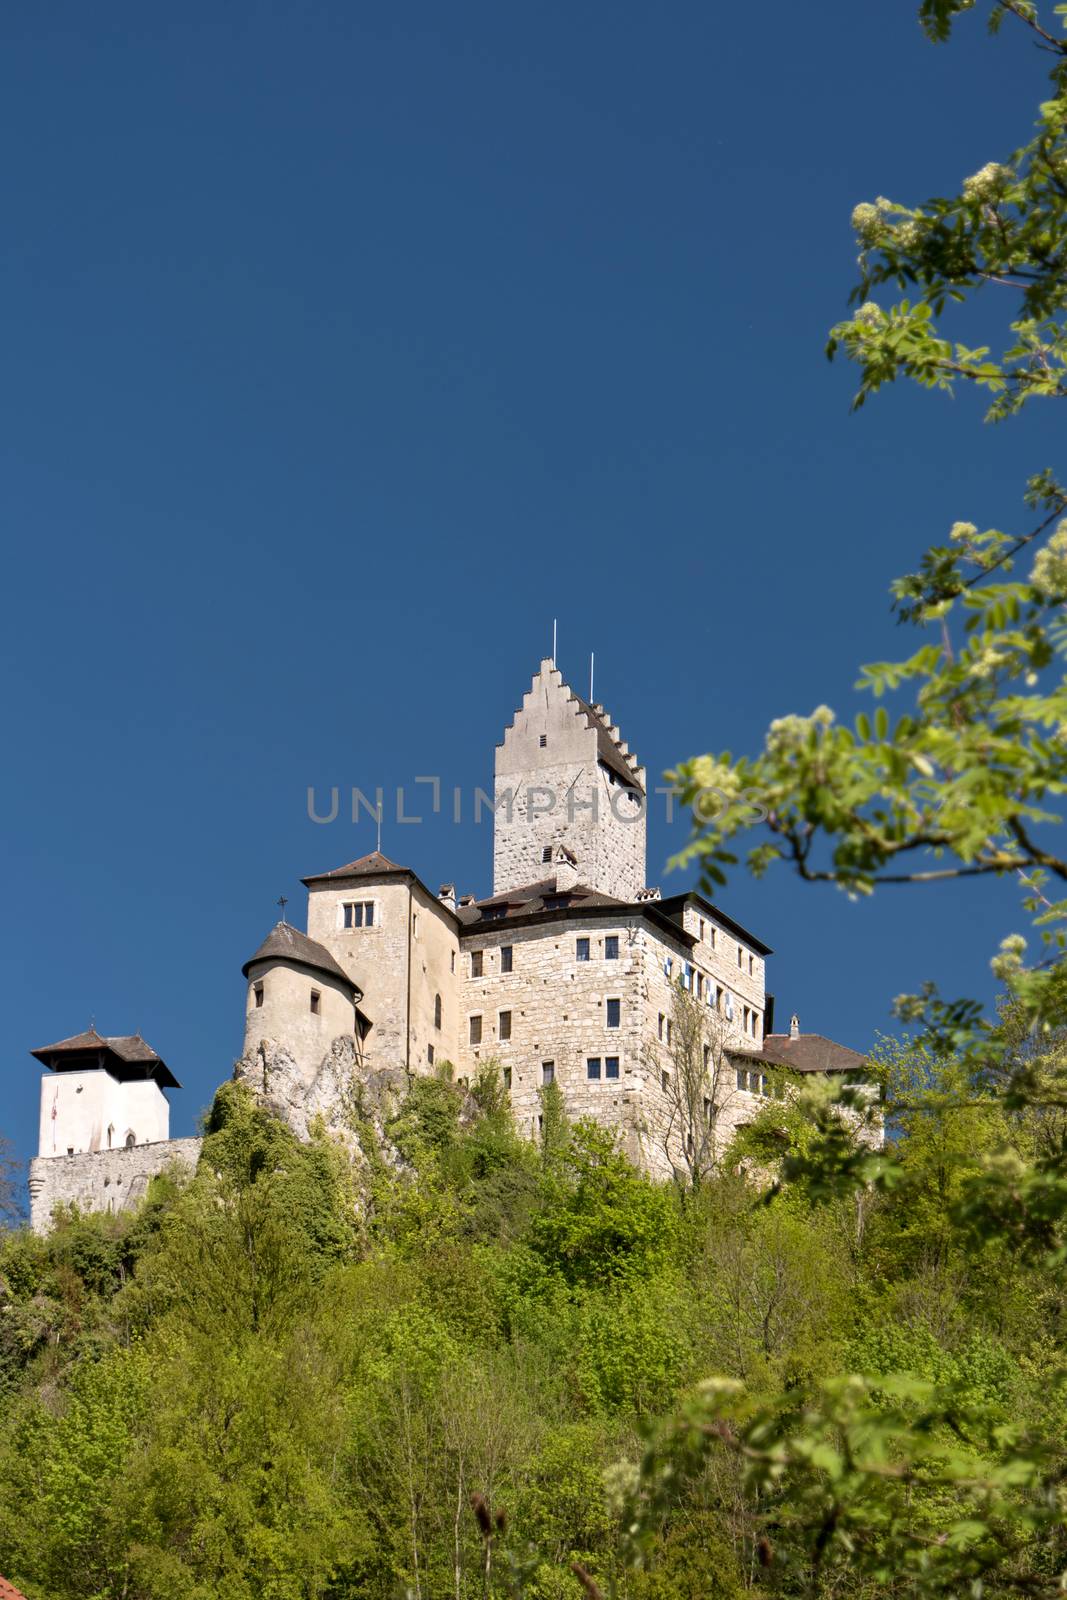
[554, 847, 580, 893]
[635, 885, 661, 902]
[789, 1013, 800, 1039]
[438, 883, 457, 912]
[459, 894, 476, 908]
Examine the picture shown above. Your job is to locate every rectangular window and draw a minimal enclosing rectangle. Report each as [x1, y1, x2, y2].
[501, 945, 513, 974]
[451, 951, 456, 973]
[427, 1043, 435, 1065]
[699, 918, 705, 940]
[658, 1012, 665, 1041]
[710, 927, 716, 948]
[469, 1015, 482, 1046]
[661, 1069, 670, 1093]
[664, 957, 673, 978]
[310, 989, 321, 1015]
[587, 1057, 602, 1080]
[703, 1043, 711, 1069]
[749, 953, 754, 975]
[503, 1065, 512, 1090]
[704, 1095, 713, 1120]
[542, 845, 553, 863]
[666, 1018, 673, 1046]
[743, 1005, 750, 1033]
[605, 935, 619, 960]
[605, 1056, 620, 1079]
[343, 901, 375, 929]
[254, 981, 264, 1008]
[499, 1010, 512, 1041]
[606, 997, 621, 1029]
[695, 973, 703, 1000]
[471, 950, 483, 978]
[576, 937, 590, 962]
[737, 944, 743, 968]
[539, 734, 547, 747]
[736, 1066, 747, 1090]
[542, 1061, 554, 1085]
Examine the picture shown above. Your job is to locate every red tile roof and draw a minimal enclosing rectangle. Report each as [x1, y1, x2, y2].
[0, 1575, 29, 1599]
[733, 1033, 868, 1076]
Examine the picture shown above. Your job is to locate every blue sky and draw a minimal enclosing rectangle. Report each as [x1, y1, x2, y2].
[1, 1, 1058, 1176]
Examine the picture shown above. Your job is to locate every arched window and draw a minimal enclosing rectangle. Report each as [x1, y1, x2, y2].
[125, 1131, 136, 1149]
[434, 993, 442, 1030]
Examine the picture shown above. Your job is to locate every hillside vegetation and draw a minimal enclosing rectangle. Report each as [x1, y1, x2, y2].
[0, 1045, 1062, 1600]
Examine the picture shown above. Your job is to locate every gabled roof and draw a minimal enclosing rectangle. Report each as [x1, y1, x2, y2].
[568, 691, 645, 793]
[302, 851, 408, 884]
[733, 1033, 868, 1076]
[242, 921, 357, 991]
[30, 1029, 180, 1089]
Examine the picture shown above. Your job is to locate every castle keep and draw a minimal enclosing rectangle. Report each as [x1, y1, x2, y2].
[26, 660, 872, 1231]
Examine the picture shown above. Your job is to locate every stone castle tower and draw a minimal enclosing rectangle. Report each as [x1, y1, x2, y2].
[25, 655, 878, 1231]
[493, 660, 646, 901]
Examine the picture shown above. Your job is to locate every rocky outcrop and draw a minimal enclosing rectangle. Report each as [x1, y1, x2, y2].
[233, 1034, 407, 1150]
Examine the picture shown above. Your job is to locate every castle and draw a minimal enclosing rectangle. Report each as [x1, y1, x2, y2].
[26, 660, 871, 1231]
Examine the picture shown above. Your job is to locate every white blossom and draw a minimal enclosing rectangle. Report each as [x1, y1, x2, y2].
[962, 162, 1014, 202]
[854, 301, 885, 330]
[1030, 520, 1067, 600]
[991, 933, 1026, 981]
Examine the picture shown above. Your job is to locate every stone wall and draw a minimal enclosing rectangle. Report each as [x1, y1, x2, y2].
[452, 899, 774, 1180]
[28, 1136, 202, 1234]
[307, 873, 461, 1076]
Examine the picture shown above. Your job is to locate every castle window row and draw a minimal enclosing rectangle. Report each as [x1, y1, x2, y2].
[469, 999, 620, 1046]
[469, 945, 514, 978]
[498, 1058, 605, 1092]
[576, 936, 619, 962]
[736, 1066, 785, 1098]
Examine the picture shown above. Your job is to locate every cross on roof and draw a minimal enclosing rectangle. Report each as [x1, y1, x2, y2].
[277, 895, 289, 923]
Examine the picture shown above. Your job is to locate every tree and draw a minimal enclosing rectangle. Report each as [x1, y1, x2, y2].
[670, 2, 1067, 1065]
[630, 6, 1067, 1594]
[642, 980, 744, 1190]
[0, 1136, 21, 1228]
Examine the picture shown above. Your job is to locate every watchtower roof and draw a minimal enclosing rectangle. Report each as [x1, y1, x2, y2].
[242, 920, 356, 990]
[30, 1028, 180, 1089]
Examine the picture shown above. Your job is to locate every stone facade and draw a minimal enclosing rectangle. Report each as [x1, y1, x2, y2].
[28, 1137, 202, 1233]
[243, 960, 357, 1088]
[454, 900, 772, 1180]
[494, 661, 646, 902]
[306, 869, 461, 1075]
